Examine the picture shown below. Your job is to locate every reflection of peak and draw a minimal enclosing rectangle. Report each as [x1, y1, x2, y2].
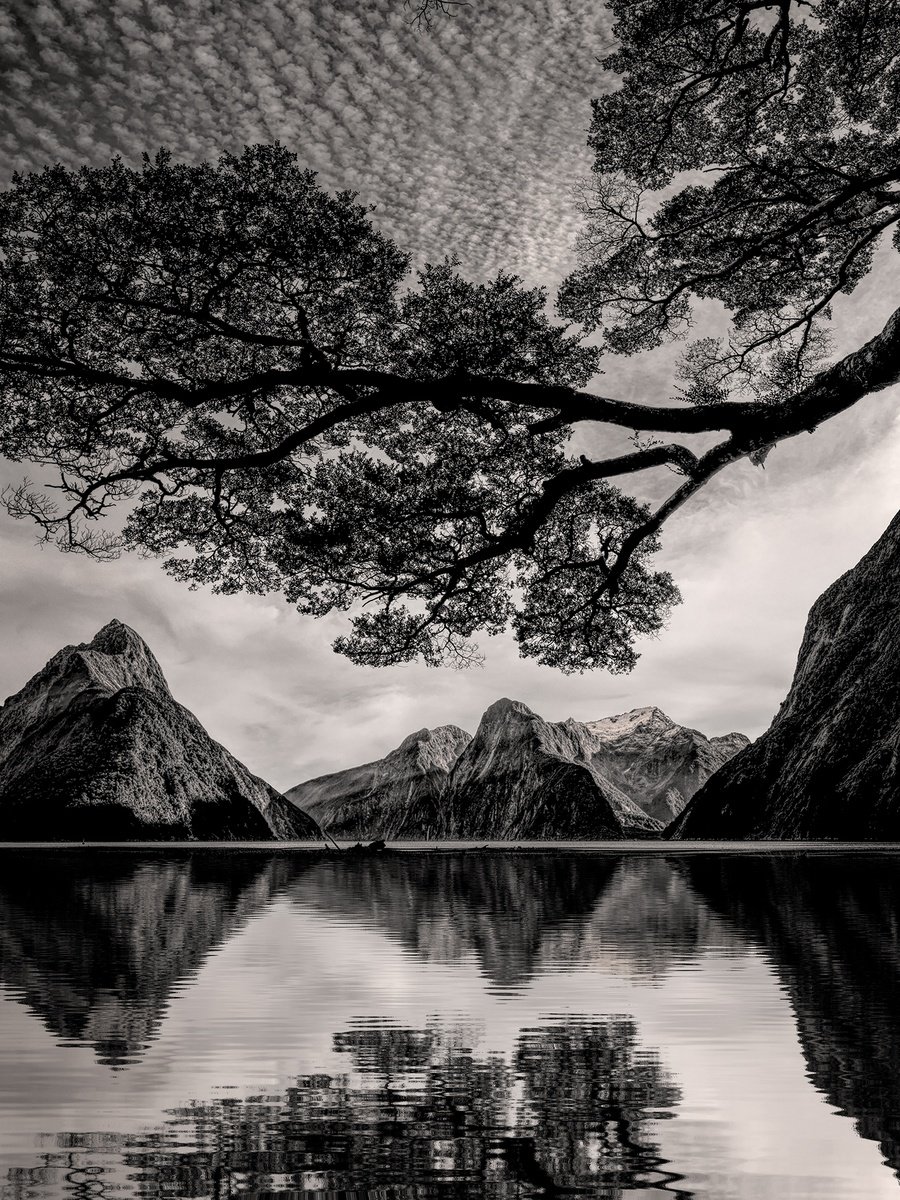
[0, 850, 310, 1066]
[0, 621, 319, 840]
[290, 853, 624, 989]
[288, 853, 732, 989]
[542, 856, 741, 978]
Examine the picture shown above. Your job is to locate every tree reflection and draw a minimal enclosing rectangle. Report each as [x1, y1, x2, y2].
[7, 1018, 683, 1198]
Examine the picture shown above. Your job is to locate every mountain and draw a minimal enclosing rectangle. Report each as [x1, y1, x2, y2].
[286, 725, 471, 839]
[287, 700, 745, 840]
[444, 698, 661, 838]
[581, 707, 749, 825]
[0, 619, 321, 841]
[671, 511, 900, 839]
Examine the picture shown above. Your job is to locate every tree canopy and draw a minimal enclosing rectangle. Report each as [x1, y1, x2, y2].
[2, 0, 899, 671]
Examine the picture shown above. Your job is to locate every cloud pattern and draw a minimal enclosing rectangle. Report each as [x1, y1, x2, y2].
[1, 0, 615, 286]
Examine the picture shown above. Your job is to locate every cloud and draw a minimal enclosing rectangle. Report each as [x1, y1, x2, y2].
[1, 0, 616, 286]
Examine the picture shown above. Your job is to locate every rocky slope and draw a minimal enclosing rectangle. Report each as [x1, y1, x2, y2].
[582, 707, 749, 825]
[0, 620, 320, 841]
[286, 725, 471, 839]
[671, 511, 900, 839]
[444, 698, 661, 838]
[288, 700, 745, 839]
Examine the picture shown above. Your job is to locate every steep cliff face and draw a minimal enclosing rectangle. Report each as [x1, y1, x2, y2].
[443, 699, 660, 838]
[286, 725, 471, 838]
[581, 707, 749, 825]
[0, 620, 320, 841]
[672, 511, 900, 839]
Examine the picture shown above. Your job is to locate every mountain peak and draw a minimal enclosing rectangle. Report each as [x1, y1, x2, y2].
[288, 725, 470, 839]
[0, 621, 319, 841]
[68, 618, 172, 700]
[480, 697, 537, 723]
[584, 706, 675, 738]
[288, 697, 746, 841]
[88, 618, 145, 651]
[395, 723, 470, 750]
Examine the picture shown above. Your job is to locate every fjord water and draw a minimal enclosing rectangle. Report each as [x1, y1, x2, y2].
[0, 850, 898, 1198]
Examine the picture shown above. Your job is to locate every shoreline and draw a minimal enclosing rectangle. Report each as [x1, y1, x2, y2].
[1, 839, 899, 853]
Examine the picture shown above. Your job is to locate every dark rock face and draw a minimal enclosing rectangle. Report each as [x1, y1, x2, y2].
[0, 620, 320, 841]
[581, 707, 749, 825]
[286, 725, 470, 839]
[671, 511, 900, 839]
[443, 699, 659, 838]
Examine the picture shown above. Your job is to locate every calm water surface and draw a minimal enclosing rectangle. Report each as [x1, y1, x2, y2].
[0, 848, 898, 1198]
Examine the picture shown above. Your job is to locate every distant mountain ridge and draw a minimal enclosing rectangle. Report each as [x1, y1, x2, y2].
[287, 725, 471, 839]
[0, 620, 321, 841]
[288, 698, 747, 840]
[445, 698, 659, 839]
[582, 707, 749, 825]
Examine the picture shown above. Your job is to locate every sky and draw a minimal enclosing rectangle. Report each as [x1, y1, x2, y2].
[2, 0, 900, 789]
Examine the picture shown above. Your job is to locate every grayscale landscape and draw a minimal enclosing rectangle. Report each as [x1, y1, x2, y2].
[2, 0, 900, 1195]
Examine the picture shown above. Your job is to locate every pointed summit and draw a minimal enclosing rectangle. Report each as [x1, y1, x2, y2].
[0, 621, 321, 842]
[584, 706, 749, 826]
[286, 695, 749, 841]
[444, 698, 657, 839]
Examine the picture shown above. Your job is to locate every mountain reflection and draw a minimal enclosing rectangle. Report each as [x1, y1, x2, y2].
[290, 852, 624, 987]
[0, 849, 308, 1065]
[3, 849, 900, 1189]
[8, 1017, 684, 1198]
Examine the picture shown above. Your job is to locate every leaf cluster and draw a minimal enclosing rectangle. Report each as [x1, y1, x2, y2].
[560, 0, 900, 401]
[0, 145, 677, 670]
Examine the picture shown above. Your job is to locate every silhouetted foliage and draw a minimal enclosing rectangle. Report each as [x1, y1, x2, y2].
[2, 1, 899, 670]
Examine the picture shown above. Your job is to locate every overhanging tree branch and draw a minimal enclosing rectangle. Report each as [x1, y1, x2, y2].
[2, 12, 900, 677]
